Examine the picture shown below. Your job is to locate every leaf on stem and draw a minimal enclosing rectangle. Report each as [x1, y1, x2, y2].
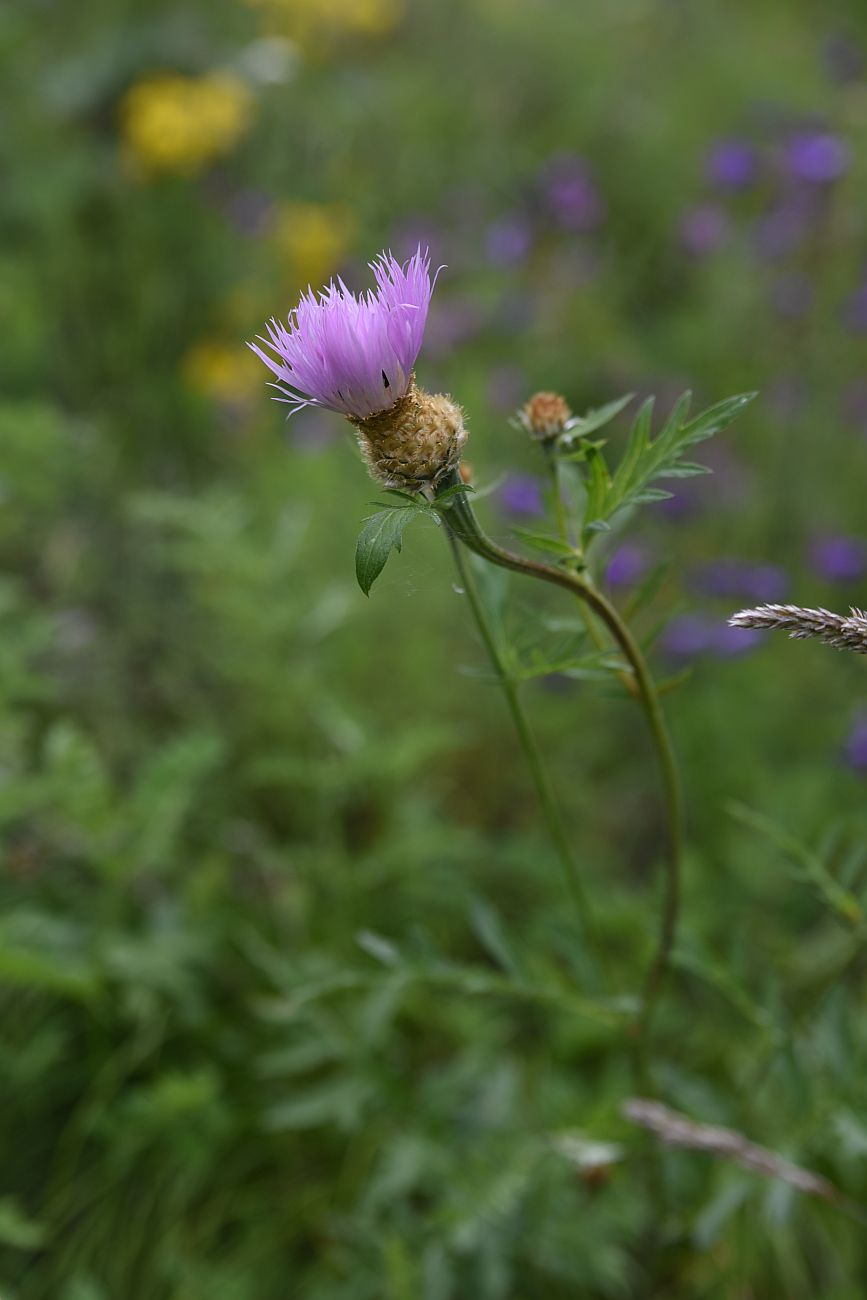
[355, 507, 419, 596]
[582, 391, 756, 542]
[559, 393, 635, 445]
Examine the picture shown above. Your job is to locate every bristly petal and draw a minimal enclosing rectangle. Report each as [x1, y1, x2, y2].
[249, 247, 436, 419]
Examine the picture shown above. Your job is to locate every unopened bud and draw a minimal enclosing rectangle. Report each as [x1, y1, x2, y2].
[517, 390, 574, 442]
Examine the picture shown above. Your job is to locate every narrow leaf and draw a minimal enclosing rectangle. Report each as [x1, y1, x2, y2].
[561, 392, 634, 441]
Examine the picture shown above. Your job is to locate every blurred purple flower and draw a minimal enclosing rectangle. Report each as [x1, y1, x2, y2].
[785, 131, 850, 184]
[486, 215, 533, 266]
[844, 715, 867, 771]
[499, 474, 544, 519]
[606, 543, 651, 589]
[540, 154, 606, 232]
[769, 271, 814, 319]
[706, 139, 759, 190]
[691, 559, 788, 602]
[809, 535, 867, 583]
[713, 623, 765, 656]
[660, 614, 718, 659]
[661, 613, 763, 660]
[822, 32, 864, 85]
[657, 442, 751, 520]
[679, 203, 729, 256]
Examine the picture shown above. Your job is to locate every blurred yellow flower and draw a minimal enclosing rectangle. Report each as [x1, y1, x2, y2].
[246, 0, 402, 45]
[183, 341, 261, 405]
[271, 201, 354, 288]
[120, 73, 255, 175]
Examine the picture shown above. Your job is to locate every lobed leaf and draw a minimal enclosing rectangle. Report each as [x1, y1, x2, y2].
[582, 391, 756, 541]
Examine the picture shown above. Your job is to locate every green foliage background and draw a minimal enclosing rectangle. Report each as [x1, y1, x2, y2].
[3, 0, 867, 1295]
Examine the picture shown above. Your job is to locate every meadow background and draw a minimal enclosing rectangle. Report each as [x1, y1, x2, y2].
[3, 0, 867, 1296]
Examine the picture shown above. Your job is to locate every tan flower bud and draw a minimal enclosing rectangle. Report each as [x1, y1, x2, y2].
[517, 390, 574, 442]
[350, 380, 468, 491]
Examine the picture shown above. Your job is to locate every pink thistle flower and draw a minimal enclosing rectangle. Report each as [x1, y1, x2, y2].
[249, 247, 436, 419]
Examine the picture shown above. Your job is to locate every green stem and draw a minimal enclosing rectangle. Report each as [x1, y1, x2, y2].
[445, 530, 603, 974]
[439, 475, 683, 1055]
[547, 454, 640, 699]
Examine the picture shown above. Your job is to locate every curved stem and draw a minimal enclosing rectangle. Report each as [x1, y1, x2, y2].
[439, 476, 683, 1050]
[445, 531, 605, 977]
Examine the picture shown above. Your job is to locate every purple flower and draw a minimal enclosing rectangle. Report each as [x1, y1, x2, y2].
[691, 559, 788, 603]
[486, 215, 533, 266]
[499, 474, 544, 519]
[661, 614, 763, 660]
[706, 139, 758, 190]
[540, 154, 606, 232]
[679, 204, 729, 256]
[785, 132, 850, 184]
[606, 543, 651, 590]
[712, 623, 764, 657]
[249, 248, 435, 418]
[657, 442, 751, 521]
[844, 715, 867, 771]
[660, 614, 718, 659]
[809, 535, 867, 583]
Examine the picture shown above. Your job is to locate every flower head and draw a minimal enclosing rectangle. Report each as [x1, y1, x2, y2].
[249, 247, 434, 419]
[705, 138, 758, 191]
[784, 131, 850, 184]
[251, 248, 467, 490]
[498, 474, 545, 519]
[516, 391, 574, 441]
[809, 535, 867, 583]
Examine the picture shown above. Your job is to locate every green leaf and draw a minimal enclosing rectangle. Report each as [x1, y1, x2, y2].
[470, 898, 523, 976]
[582, 390, 755, 540]
[432, 480, 475, 505]
[560, 393, 635, 443]
[582, 444, 612, 530]
[728, 801, 863, 927]
[355, 508, 419, 596]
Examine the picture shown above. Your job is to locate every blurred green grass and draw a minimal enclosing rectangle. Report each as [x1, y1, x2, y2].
[3, 0, 867, 1296]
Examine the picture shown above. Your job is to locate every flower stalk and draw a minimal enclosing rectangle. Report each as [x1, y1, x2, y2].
[437, 471, 684, 1055]
[445, 529, 605, 979]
